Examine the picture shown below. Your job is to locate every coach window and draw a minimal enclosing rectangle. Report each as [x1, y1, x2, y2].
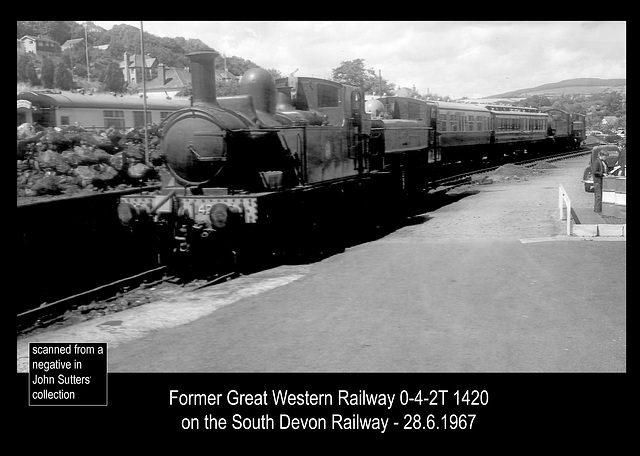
[133, 110, 151, 127]
[468, 115, 474, 131]
[60, 116, 70, 126]
[439, 113, 447, 131]
[160, 111, 172, 122]
[103, 110, 125, 129]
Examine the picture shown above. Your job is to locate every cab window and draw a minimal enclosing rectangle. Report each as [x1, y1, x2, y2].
[317, 83, 340, 108]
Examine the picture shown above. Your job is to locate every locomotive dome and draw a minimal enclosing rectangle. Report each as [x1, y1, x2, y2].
[240, 68, 278, 114]
[365, 99, 385, 117]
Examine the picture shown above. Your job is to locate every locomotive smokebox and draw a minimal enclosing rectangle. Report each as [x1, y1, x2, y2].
[188, 50, 220, 108]
[160, 50, 296, 190]
[161, 50, 250, 186]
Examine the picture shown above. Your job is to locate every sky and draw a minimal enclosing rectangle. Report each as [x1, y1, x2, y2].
[88, 21, 626, 100]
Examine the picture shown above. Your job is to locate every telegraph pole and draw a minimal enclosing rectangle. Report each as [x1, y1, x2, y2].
[140, 21, 149, 165]
[84, 22, 90, 83]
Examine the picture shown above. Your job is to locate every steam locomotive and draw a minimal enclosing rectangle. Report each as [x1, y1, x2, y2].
[117, 50, 585, 277]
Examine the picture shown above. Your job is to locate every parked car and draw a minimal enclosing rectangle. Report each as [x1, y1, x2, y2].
[582, 144, 623, 192]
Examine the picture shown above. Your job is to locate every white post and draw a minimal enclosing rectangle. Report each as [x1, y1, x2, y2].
[558, 185, 572, 236]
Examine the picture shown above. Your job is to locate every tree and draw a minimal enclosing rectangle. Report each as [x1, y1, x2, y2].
[39, 21, 72, 45]
[73, 63, 87, 78]
[268, 68, 282, 80]
[220, 55, 259, 78]
[102, 61, 127, 93]
[332, 59, 371, 88]
[54, 61, 74, 90]
[24, 60, 40, 86]
[517, 95, 552, 109]
[331, 59, 394, 95]
[17, 55, 34, 83]
[41, 57, 55, 89]
[216, 79, 241, 97]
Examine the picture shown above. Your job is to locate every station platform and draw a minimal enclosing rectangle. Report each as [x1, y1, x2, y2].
[562, 174, 626, 238]
[571, 207, 626, 237]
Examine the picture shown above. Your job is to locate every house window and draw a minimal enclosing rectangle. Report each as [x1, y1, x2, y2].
[103, 110, 125, 129]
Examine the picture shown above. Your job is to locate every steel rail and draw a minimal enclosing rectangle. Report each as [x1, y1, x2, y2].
[430, 149, 591, 192]
[17, 265, 168, 332]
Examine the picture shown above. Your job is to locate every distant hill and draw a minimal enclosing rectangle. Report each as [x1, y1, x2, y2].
[488, 78, 626, 98]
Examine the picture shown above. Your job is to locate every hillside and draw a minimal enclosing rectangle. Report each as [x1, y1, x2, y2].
[488, 78, 626, 98]
[17, 21, 263, 86]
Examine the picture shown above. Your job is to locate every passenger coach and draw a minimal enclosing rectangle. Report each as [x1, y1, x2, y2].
[16, 90, 190, 131]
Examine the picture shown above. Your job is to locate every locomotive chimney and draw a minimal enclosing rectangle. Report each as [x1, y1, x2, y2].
[187, 50, 220, 108]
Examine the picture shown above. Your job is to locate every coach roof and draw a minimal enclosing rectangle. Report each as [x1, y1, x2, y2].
[17, 91, 190, 111]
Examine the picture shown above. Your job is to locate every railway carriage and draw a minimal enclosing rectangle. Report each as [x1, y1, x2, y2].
[435, 101, 492, 162]
[485, 105, 549, 155]
[17, 91, 190, 131]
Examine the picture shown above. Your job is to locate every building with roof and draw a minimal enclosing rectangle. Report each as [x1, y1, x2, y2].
[19, 35, 61, 57]
[120, 52, 158, 86]
[141, 64, 241, 98]
[61, 38, 84, 51]
[17, 39, 26, 56]
[144, 64, 191, 98]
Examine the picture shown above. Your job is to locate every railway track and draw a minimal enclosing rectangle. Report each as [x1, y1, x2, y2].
[16, 265, 240, 336]
[16, 148, 591, 336]
[431, 148, 591, 192]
